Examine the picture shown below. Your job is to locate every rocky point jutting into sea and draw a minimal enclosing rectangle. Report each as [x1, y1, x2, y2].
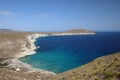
[0, 29, 120, 80]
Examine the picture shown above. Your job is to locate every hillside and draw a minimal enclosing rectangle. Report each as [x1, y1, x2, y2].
[52, 52, 120, 80]
[50, 28, 95, 36]
[0, 31, 120, 80]
[0, 32, 55, 80]
[65, 28, 94, 33]
[0, 32, 26, 59]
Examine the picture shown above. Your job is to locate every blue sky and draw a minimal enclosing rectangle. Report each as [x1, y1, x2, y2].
[0, 0, 120, 31]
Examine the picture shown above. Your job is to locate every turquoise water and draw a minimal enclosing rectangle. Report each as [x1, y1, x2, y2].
[20, 32, 120, 73]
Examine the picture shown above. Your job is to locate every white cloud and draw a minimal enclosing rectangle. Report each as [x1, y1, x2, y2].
[0, 10, 14, 16]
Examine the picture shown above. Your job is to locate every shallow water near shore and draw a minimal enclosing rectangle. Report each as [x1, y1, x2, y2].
[20, 32, 120, 73]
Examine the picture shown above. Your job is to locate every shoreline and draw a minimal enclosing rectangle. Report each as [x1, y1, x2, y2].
[6, 33, 56, 75]
[51, 32, 95, 36]
[6, 32, 95, 74]
[16, 33, 48, 58]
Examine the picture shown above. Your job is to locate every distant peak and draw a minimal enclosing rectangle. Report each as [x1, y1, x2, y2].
[65, 28, 94, 33]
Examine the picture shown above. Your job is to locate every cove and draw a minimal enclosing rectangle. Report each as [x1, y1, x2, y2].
[20, 32, 120, 73]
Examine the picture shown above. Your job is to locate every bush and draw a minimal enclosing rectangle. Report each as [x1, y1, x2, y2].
[104, 72, 114, 79]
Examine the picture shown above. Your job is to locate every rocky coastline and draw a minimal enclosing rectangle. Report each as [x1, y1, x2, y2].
[0, 31, 120, 80]
[7, 32, 95, 73]
[0, 31, 96, 80]
[6, 33, 56, 75]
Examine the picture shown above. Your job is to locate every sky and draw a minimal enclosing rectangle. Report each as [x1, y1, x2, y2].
[0, 0, 120, 31]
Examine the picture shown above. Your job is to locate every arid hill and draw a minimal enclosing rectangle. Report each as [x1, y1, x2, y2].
[0, 32, 55, 80]
[51, 52, 120, 80]
[0, 32, 26, 59]
[49, 28, 95, 35]
[65, 28, 94, 33]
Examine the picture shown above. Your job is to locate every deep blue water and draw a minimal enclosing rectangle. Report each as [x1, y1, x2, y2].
[20, 32, 120, 73]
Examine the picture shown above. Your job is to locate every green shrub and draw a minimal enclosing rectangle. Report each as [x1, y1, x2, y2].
[104, 72, 114, 78]
[0, 62, 8, 68]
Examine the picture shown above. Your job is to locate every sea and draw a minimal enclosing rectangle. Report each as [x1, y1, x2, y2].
[20, 32, 120, 73]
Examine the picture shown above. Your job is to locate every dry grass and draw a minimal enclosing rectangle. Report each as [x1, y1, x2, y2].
[0, 32, 56, 80]
[0, 68, 55, 80]
[0, 32, 38, 59]
[0, 32, 28, 59]
[52, 52, 120, 80]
